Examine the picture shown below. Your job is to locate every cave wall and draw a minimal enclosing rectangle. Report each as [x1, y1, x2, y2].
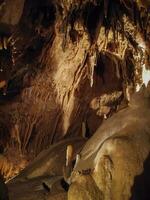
[0, 0, 149, 168]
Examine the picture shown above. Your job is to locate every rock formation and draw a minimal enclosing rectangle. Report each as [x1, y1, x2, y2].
[69, 85, 150, 200]
[0, 0, 149, 199]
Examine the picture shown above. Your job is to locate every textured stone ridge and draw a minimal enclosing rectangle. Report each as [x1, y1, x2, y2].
[68, 85, 150, 200]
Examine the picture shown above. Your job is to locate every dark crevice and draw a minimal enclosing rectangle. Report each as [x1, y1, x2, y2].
[130, 153, 150, 200]
[0, 123, 10, 148]
[42, 182, 51, 192]
[95, 52, 105, 84]
[82, 3, 102, 42]
[28, 2, 56, 30]
[0, 174, 9, 200]
[60, 178, 69, 192]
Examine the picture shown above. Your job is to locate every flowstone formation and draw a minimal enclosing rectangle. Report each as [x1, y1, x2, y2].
[68, 85, 150, 200]
[0, 0, 149, 199]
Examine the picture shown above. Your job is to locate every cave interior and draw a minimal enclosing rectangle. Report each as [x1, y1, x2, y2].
[0, 0, 150, 199]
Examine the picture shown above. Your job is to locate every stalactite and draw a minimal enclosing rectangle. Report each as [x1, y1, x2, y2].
[88, 48, 97, 87]
[104, 0, 109, 18]
[60, 0, 148, 50]
[133, 0, 136, 23]
[104, 28, 109, 49]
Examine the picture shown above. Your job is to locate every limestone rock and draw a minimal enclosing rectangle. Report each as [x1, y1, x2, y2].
[69, 85, 150, 199]
[68, 174, 103, 200]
